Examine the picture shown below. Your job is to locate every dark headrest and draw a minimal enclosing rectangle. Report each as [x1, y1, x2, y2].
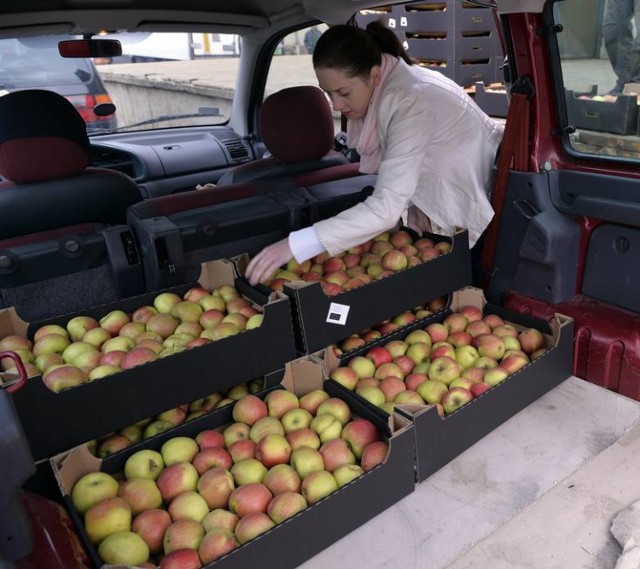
[0, 89, 90, 183]
[260, 86, 334, 163]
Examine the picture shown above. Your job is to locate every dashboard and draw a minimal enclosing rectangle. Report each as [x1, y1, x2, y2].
[88, 126, 255, 198]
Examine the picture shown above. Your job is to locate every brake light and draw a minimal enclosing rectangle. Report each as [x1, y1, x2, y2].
[65, 94, 114, 124]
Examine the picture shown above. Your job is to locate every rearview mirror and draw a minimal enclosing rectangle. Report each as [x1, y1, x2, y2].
[58, 39, 122, 58]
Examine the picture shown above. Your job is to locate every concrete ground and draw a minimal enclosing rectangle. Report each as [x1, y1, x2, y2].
[299, 377, 640, 569]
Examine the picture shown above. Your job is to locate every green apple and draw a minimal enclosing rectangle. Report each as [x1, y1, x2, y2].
[71, 471, 120, 515]
[230, 458, 268, 485]
[281, 408, 313, 433]
[333, 464, 364, 488]
[161, 436, 199, 465]
[417, 379, 448, 404]
[153, 292, 182, 314]
[97, 530, 149, 566]
[290, 447, 324, 480]
[300, 470, 338, 505]
[310, 414, 342, 443]
[168, 490, 210, 523]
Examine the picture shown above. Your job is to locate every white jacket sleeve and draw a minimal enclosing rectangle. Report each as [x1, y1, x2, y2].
[313, 90, 430, 256]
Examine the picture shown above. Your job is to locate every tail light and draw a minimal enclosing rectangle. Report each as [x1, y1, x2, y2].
[65, 94, 115, 125]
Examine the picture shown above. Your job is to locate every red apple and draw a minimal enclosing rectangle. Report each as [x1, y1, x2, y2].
[162, 519, 205, 554]
[365, 346, 393, 368]
[234, 512, 275, 545]
[264, 390, 299, 419]
[360, 440, 389, 471]
[156, 462, 199, 503]
[465, 319, 492, 337]
[286, 428, 321, 451]
[472, 334, 506, 360]
[340, 419, 381, 459]
[193, 447, 233, 475]
[255, 434, 292, 468]
[132, 508, 172, 555]
[329, 367, 359, 391]
[159, 548, 202, 569]
[471, 382, 491, 397]
[458, 305, 483, 322]
[319, 438, 356, 472]
[195, 429, 225, 450]
[404, 372, 429, 392]
[263, 464, 301, 495]
[518, 327, 545, 354]
[232, 394, 268, 426]
[229, 439, 256, 463]
[228, 483, 273, 518]
[196, 467, 234, 510]
[267, 491, 307, 524]
[425, 322, 449, 343]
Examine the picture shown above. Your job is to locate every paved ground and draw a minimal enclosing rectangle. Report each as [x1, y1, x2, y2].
[296, 377, 640, 569]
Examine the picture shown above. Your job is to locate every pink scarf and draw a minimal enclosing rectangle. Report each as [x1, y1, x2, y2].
[347, 53, 398, 174]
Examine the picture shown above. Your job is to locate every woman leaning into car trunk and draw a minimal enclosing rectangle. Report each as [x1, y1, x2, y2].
[246, 22, 503, 285]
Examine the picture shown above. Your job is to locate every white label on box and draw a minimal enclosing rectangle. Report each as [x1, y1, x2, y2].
[400, 16, 407, 27]
[326, 303, 350, 325]
[388, 18, 396, 28]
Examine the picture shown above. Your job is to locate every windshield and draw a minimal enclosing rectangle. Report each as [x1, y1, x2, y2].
[0, 31, 241, 136]
[0, 37, 95, 90]
[96, 31, 241, 133]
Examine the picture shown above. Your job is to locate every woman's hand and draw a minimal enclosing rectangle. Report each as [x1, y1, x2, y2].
[406, 205, 432, 236]
[245, 238, 294, 286]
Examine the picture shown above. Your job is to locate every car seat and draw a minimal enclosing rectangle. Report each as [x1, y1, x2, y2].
[0, 89, 145, 321]
[216, 85, 349, 186]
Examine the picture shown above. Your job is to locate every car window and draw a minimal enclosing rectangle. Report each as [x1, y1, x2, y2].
[264, 24, 339, 132]
[553, 0, 640, 161]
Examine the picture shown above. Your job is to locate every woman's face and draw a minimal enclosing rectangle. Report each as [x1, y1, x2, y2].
[315, 65, 380, 120]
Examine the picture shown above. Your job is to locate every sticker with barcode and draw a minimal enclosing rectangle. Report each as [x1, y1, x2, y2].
[326, 303, 350, 325]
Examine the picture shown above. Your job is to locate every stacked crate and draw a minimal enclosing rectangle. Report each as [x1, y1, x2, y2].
[357, 1, 504, 88]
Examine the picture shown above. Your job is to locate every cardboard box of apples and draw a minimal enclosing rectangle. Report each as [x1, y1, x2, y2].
[565, 87, 639, 135]
[0, 258, 297, 461]
[322, 286, 574, 482]
[51, 357, 415, 569]
[246, 227, 472, 355]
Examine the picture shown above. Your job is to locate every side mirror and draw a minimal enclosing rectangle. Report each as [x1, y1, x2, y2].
[58, 39, 122, 58]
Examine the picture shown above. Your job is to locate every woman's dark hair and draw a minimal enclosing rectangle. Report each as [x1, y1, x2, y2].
[312, 22, 413, 77]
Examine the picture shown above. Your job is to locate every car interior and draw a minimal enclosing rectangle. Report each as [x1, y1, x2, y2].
[2, 0, 640, 566]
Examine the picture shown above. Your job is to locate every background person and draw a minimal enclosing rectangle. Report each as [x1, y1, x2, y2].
[246, 23, 503, 285]
[603, 0, 640, 94]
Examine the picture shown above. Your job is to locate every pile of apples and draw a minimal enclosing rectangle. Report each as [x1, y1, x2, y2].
[0, 284, 263, 393]
[70, 389, 388, 568]
[329, 305, 547, 416]
[577, 93, 619, 103]
[91, 379, 264, 458]
[263, 229, 452, 296]
[330, 296, 447, 357]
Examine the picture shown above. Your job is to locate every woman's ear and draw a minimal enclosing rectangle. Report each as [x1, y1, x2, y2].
[369, 65, 382, 86]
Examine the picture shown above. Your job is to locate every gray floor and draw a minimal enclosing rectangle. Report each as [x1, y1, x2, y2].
[562, 57, 620, 95]
[300, 377, 640, 569]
